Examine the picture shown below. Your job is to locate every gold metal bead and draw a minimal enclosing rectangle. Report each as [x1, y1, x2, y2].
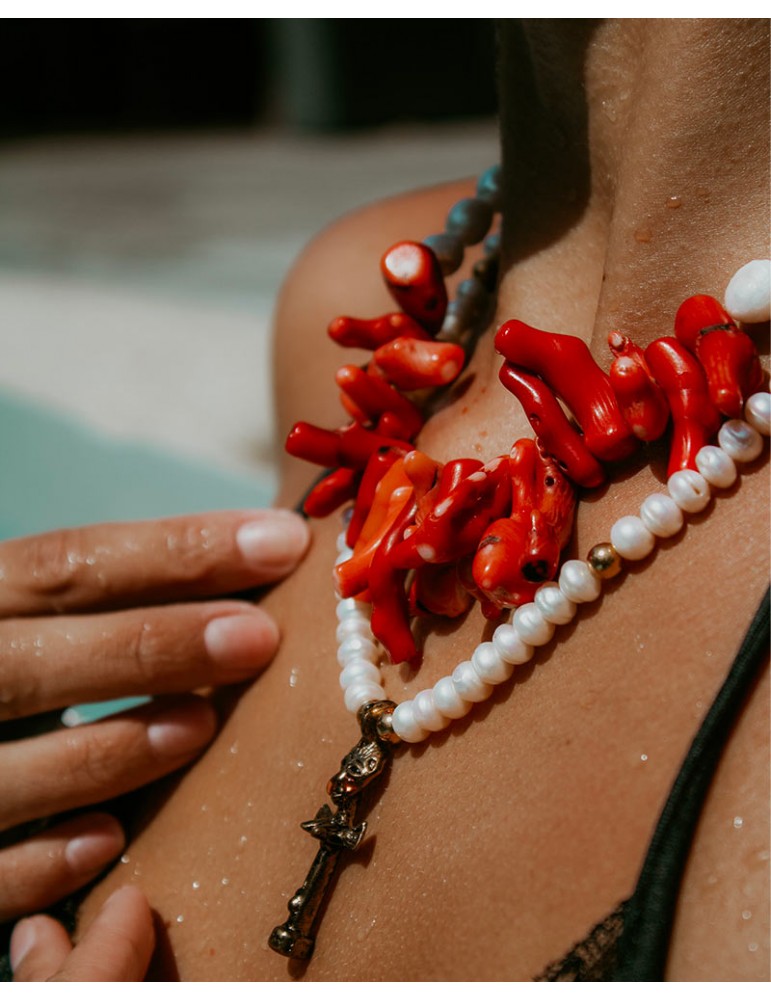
[587, 542, 623, 579]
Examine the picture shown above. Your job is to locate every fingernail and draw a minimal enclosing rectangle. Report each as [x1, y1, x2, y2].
[10, 919, 36, 972]
[147, 700, 217, 759]
[204, 611, 279, 678]
[102, 884, 144, 916]
[64, 815, 125, 876]
[236, 511, 310, 573]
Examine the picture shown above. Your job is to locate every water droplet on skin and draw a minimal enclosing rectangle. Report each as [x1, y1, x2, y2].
[634, 228, 652, 244]
[201, 804, 208, 813]
[176, 914, 184, 924]
[706, 873, 719, 886]
[295, 760, 305, 770]
[758, 850, 770, 862]
[229, 742, 238, 755]
[289, 668, 300, 688]
[239, 835, 248, 846]
[748, 942, 759, 953]
[120, 854, 130, 864]
[601, 99, 618, 122]
[192, 881, 201, 890]
[666, 196, 682, 209]
[356, 917, 377, 941]
[742, 910, 752, 921]
[221, 877, 230, 886]
[640, 754, 648, 762]
[733, 816, 744, 830]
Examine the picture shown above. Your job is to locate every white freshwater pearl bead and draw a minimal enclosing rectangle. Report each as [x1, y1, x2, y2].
[724, 259, 771, 324]
[335, 598, 370, 622]
[339, 662, 382, 689]
[610, 515, 655, 560]
[639, 493, 684, 538]
[492, 624, 535, 664]
[745, 392, 771, 437]
[412, 689, 449, 732]
[337, 636, 380, 666]
[392, 701, 428, 743]
[667, 469, 711, 513]
[452, 660, 494, 702]
[695, 445, 737, 489]
[558, 560, 601, 603]
[433, 675, 473, 719]
[344, 681, 387, 714]
[471, 642, 515, 685]
[534, 582, 577, 625]
[512, 603, 555, 646]
[336, 617, 374, 643]
[718, 419, 763, 463]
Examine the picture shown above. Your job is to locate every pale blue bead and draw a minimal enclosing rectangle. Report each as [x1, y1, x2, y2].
[446, 197, 494, 246]
[423, 232, 464, 275]
[457, 276, 487, 305]
[484, 231, 501, 255]
[476, 165, 502, 210]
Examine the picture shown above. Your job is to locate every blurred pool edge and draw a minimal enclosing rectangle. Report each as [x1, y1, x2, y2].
[0, 388, 276, 539]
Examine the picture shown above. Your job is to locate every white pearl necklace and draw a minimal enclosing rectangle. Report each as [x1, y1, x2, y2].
[334, 392, 770, 744]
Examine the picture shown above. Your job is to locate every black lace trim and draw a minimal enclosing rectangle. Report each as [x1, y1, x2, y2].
[534, 902, 626, 981]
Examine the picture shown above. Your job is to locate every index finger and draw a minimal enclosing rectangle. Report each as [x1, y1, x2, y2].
[0, 509, 310, 618]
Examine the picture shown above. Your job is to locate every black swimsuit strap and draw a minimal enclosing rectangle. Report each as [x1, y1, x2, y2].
[611, 586, 770, 980]
[536, 586, 770, 982]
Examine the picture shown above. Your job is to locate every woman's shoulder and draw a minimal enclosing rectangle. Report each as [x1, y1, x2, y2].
[272, 179, 474, 503]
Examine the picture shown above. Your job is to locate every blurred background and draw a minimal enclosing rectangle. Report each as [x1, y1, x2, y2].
[0, 19, 499, 537]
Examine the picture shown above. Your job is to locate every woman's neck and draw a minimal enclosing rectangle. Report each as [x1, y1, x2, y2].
[495, 19, 770, 353]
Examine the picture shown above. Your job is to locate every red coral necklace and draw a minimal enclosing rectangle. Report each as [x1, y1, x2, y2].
[269, 168, 770, 961]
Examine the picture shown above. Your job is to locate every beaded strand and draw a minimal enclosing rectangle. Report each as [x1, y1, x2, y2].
[334, 393, 770, 743]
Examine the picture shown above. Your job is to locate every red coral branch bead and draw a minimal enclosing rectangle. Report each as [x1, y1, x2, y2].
[409, 563, 473, 619]
[335, 365, 424, 439]
[608, 331, 671, 441]
[498, 364, 606, 488]
[674, 295, 763, 418]
[328, 312, 429, 350]
[495, 319, 636, 462]
[472, 511, 561, 610]
[286, 421, 409, 469]
[380, 242, 448, 334]
[345, 448, 401, 548]
[369, 497, 420, 666]
[335, 460, 414, 599]
[372, 337, 465, 391]
[303, 468, 360, 518]
[390, 457, 510, 569]
[644, 337, 722, 476]
[471, 440, 576, 611]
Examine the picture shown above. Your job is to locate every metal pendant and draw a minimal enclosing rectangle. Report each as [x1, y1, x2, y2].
[268, 700, 400, 961]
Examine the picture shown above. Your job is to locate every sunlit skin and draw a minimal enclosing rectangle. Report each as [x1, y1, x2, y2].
[74, 21, 768, 982]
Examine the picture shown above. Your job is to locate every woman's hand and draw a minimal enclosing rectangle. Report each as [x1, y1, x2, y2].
[11, 886, 155, 981]
[0, 508, 310, 923]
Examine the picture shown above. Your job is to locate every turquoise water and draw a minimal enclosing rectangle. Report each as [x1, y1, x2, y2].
[0, 389, 275, 723]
